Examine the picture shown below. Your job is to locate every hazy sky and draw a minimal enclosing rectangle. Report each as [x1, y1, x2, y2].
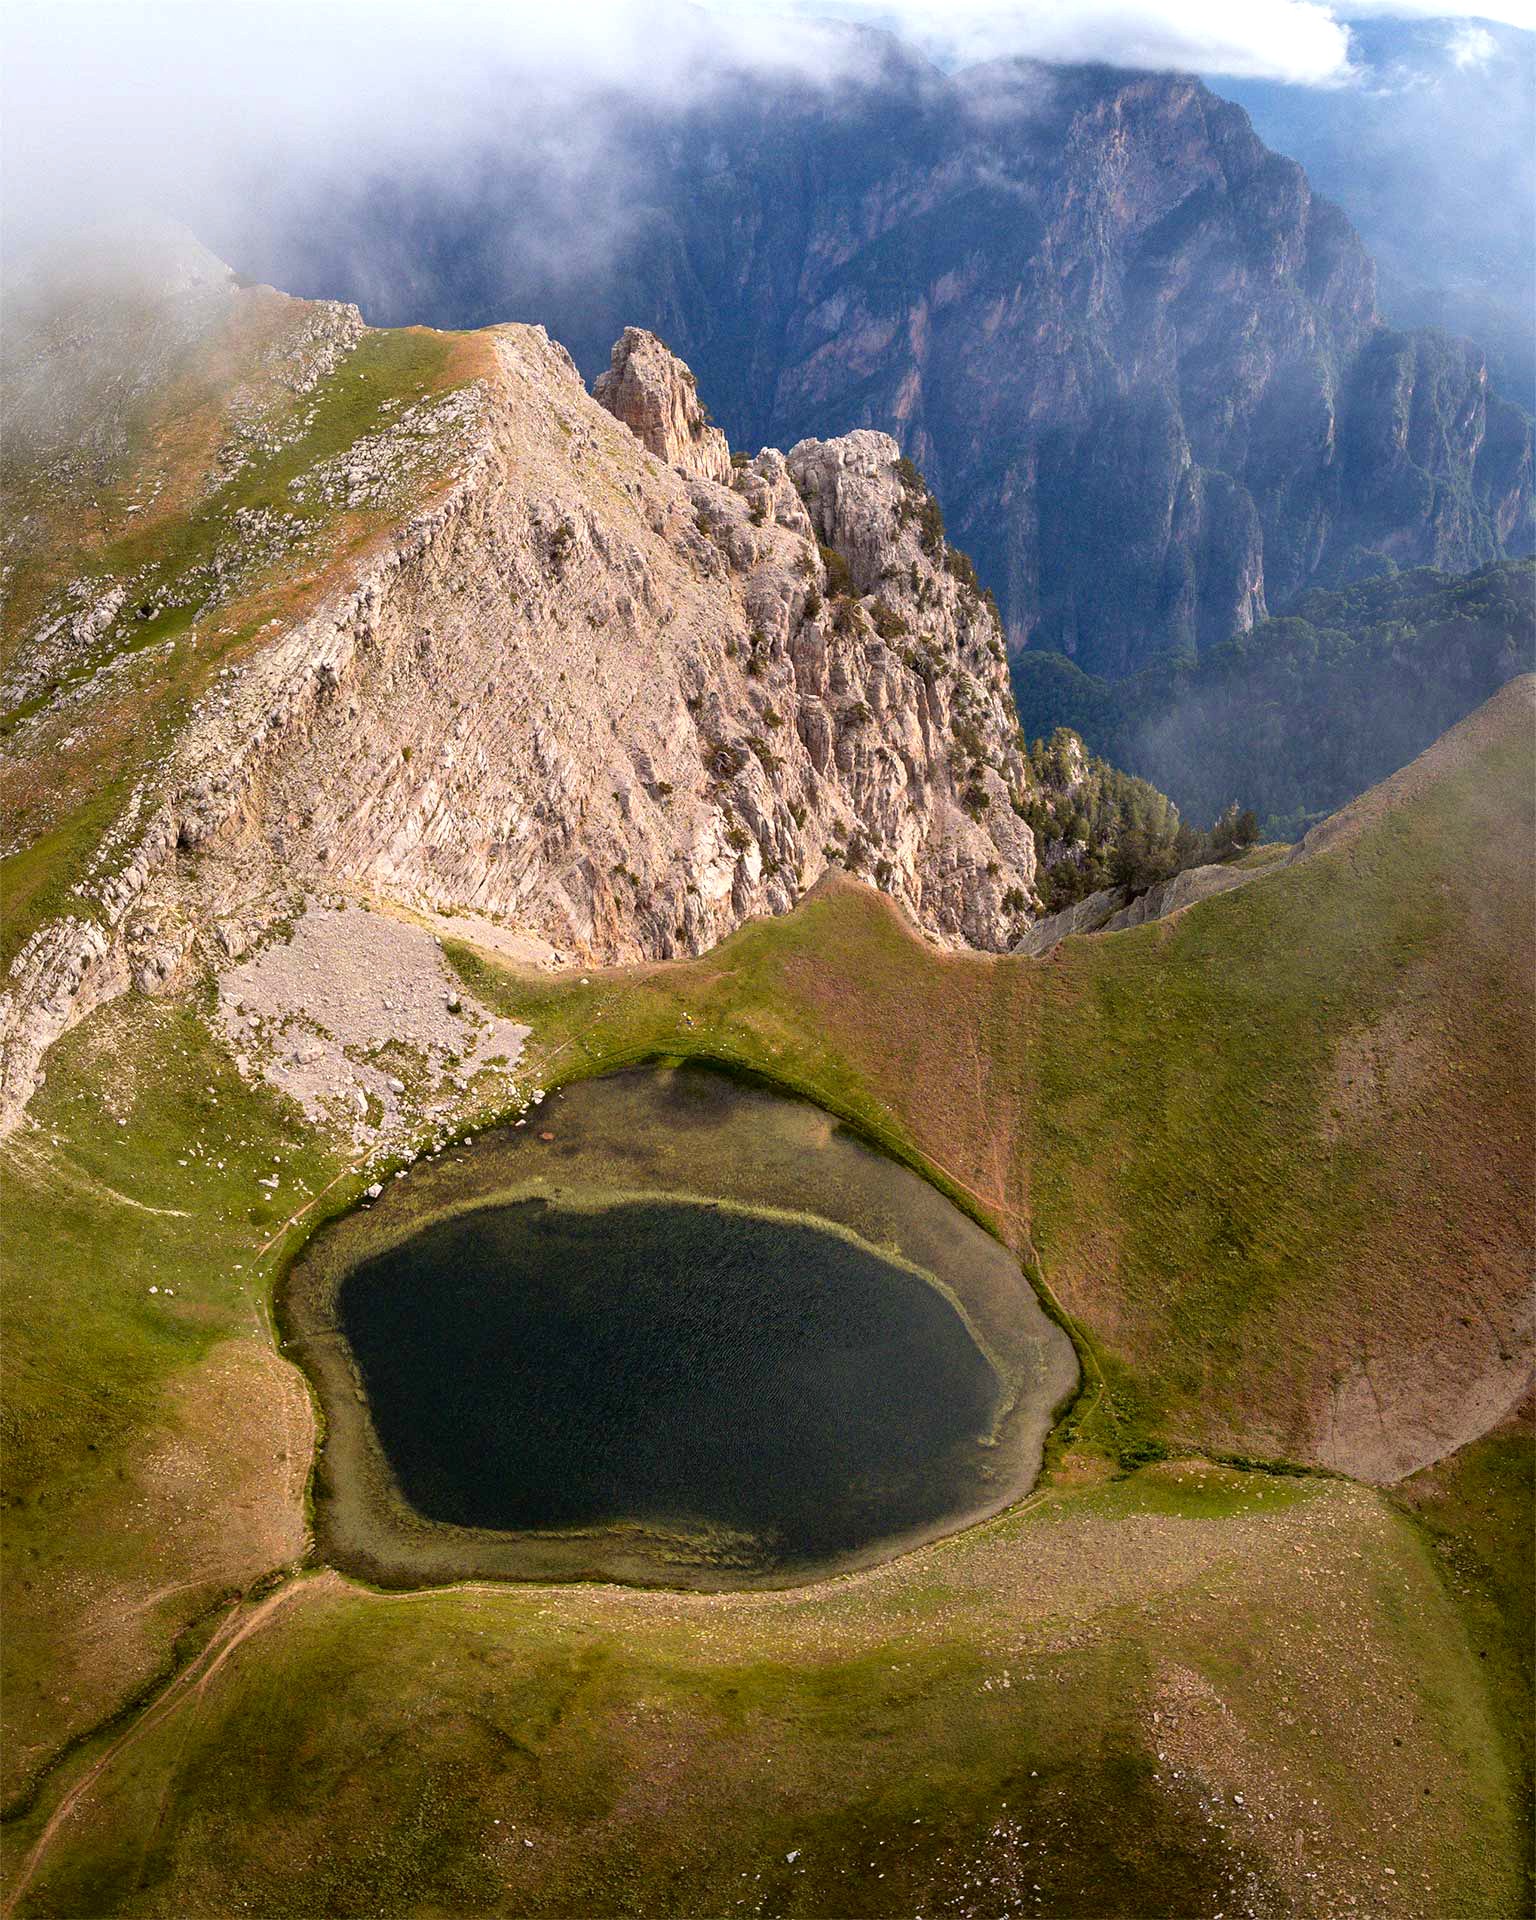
[3, 0, 1532, 258]
[751, 0, 1534, 78]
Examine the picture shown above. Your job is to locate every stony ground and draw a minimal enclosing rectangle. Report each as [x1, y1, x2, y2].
[214, 900, 529, 1153]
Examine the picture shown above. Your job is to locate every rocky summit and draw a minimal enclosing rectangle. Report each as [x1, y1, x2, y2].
[0, 248, 1156, 1132]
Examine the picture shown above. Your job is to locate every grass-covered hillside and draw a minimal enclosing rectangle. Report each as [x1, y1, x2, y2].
[1, 678, 1530, 1917]
[0, 245, 486, 973]
[1013, 559, 1535, 833]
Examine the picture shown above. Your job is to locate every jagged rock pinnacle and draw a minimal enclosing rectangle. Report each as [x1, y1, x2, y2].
[594, 327, 733, 487]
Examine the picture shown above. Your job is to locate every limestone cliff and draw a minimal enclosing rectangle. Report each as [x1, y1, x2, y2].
[1, 271, 1056, 1131]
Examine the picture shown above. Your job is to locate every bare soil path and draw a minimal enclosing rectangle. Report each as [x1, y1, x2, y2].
[3, 1578, 309, 1918]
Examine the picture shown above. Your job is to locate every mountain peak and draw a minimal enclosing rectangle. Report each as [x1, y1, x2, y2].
[261, 54, 1530, 677]
[594, 327, 733, 487]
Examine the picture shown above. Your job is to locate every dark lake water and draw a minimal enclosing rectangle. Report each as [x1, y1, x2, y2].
[285, 1064, 1078, 1588]
[339, 1196, 1001, 1559]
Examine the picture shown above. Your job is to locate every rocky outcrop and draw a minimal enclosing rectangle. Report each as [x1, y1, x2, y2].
[1012, 859, 1270, 958]
[1012, 887, 1127, 958]
[1095, 862, 1266, 935]
[594, 327, 733, 486]
[1, 311, 1055, 1131]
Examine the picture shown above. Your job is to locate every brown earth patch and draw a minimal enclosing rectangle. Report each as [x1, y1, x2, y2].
[1319, 1003, 1433, 1148]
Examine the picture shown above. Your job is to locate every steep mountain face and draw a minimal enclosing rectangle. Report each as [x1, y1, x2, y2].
[248, 49, 1535, 678]
[1222, 16, 1536, 409]
[1, 253, 1077, 1130]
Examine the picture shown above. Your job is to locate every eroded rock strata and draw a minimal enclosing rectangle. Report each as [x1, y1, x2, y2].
[1, 293, 1089, 1129]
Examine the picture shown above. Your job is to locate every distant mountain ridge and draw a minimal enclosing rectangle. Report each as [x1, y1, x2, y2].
[238, 40, 1535, 679]
[1222, 16, 1536, 409]
[1012, 558, 1536, 829]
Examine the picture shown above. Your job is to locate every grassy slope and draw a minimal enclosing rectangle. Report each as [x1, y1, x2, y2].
[453, 681, 1534, 1474]
[1394, 1397, 1536, 1916]
[0, 304, 491, 1813]
[0, 997, 343, 1810]
[1026, 702, 1533, 1467]
[0, 300, 484, 972]
[6, 1473, 1517, 1919]
[1, 684, 1529, 1914]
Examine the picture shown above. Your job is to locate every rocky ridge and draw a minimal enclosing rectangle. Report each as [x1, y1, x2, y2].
[1, 296, 1068, 1132]
[1012, 858, 1270, 958]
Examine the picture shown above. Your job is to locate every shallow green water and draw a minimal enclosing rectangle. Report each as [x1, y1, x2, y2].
[283, 1065, 1077, 1588]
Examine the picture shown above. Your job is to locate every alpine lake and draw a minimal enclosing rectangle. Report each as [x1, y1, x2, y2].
[279, 1065, 1078, 1590]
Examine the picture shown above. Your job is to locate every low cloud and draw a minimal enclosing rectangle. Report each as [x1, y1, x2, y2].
[753, 0, 1356, 82]
[1, 1, 864, 260]
[3, 0, 1529, 292]
[1447, 23, 1500, 67]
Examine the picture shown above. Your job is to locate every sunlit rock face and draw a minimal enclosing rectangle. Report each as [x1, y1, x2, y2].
[594, 326, 733, 487]
[2, 257, 1071, 1129]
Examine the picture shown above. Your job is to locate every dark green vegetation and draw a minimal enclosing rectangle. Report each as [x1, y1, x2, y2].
[1017, 731, 1257, 910]
[1013, 559, 1536, 832]
[2, 682, 1530, 1915]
